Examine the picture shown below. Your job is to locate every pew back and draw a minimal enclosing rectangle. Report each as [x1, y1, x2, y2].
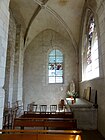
[0, 130, 82, 140]
[13, 118, 77, 130]
[22, 111, 73, 118]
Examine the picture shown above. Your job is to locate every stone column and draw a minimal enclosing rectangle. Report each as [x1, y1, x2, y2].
[13, 25, 24, 103]
[4, 11, 16, 107]
[0, 0, 10, 129]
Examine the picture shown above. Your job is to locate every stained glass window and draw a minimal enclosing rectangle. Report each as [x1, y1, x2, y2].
[82, 13, 99, 81]
[48, 49, 63, 83]
[87, 16, 95, 64]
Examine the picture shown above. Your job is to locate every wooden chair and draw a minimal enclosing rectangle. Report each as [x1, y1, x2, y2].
[10, 107, 18, 129]
[27, 102, 36, 112]
[40, 105, 47, 113]
[27, 104, 31, 111]
[32, 104, 38, 112]
[50, 105, 57, 113]
[3, 106, 18, 129]
[58, 99, 65, 111]
[3, 112, 10, 129]
[16, 100, 23, 117]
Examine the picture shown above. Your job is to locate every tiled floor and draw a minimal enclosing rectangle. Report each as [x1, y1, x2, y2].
[82, 130, 105, 140]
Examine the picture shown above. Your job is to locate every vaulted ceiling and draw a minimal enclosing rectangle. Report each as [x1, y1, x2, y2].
[10, 0, 85, 47]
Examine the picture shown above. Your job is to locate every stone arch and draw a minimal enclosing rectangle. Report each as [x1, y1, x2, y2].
[23, 28, 78, 109]
[24, 2, 77, 57]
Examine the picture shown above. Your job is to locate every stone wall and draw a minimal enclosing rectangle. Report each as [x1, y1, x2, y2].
[4, 10, 24, 107]
[12, 24, 24, 102]
[79, 0, 105, 137]
[23, 29, 78, 110]
[4, 10, 16, 107]
[0, 0, 10, 129]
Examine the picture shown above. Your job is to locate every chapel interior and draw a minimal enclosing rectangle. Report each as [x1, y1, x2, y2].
[0, 0, 105, 139]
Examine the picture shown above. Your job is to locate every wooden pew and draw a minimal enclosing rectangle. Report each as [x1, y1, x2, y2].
[22, 111, 74, 118]
[0, 129, 82, 140]
[13, 118, 77, 130]
[3, 112, 11, 129]
[3, 100, 23, 129]
[3, 107, 18, 129]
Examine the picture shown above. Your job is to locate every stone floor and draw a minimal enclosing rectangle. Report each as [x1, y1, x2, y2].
[82, 130, 105, 140]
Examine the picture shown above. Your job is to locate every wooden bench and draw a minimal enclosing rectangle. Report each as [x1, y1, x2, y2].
[3, 107, 18, 129]
[0, 129, 82, 140]
[22, 111, 73, 118]
[13, 118, 77, 130]
[3, 100, 23, 129]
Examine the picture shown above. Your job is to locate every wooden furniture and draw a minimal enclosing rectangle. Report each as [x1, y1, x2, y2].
[58, 99, 65, 110]
[27, 102, 36, 112]
[3, 113, 10, 129]
[27, 104, 38, 112]
[50, 105, 57, 113]
[40, 105, 47, 113]
[0, 129, 82, 140]
[22, 111, 74, 118]
[13, 118, 77, 130]
[3, 100, 23, 129]
[3, 107, 18, 129]
[27, 104, 32, 111]
[32, 104, 38, 112]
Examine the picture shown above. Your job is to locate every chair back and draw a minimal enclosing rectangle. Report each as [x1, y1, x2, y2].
[32, 104, 37, 112]
[50, 105, 57, 113]
[27, 102, 36, 112]
[40, 105, 47, 113]
[27, 104, 32, 111]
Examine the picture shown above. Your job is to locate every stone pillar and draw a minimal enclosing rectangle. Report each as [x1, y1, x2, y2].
[13, 25, 24, 103]
[0, 0, 10, 129]
[4, 11, 16, 107]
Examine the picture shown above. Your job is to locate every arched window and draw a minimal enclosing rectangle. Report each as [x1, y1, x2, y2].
[82, 13, 99, 81]
[48, 49, 63, 83]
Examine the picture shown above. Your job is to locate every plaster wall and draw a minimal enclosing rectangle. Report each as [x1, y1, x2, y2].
[23, 29, 78, 110]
